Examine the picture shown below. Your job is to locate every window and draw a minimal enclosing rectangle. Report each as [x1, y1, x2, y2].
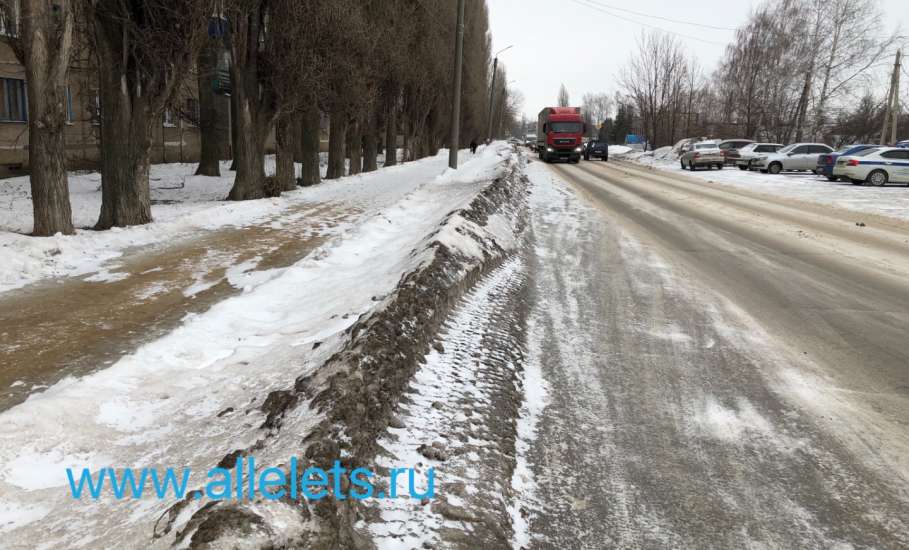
[777, 144, 797, 154]
[881, 150, 909, 159]
[0, 0, 19, 37]
[811, 145, 831, 154]
[790, 146, 809, 154]
[65, 87, 74, 123]
[88, 92, 101, 125]
[163, 108, 175, 127]
[550, 122, 582, 133]
[183, 97, 200, 126]
[0, 78, 27, 122]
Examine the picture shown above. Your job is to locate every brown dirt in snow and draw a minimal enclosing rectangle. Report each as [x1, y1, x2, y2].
[170, 157, 530, 549]
[0, 202, 356, 411]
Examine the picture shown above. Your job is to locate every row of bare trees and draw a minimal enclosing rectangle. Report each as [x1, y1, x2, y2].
[2, 0, 496, 237]
[615, 0, 903, 148]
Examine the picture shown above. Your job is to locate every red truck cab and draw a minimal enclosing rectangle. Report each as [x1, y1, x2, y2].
[537, 107, 585, 163]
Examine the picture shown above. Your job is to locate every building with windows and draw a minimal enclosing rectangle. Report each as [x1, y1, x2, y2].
[0, 28, 204, 179]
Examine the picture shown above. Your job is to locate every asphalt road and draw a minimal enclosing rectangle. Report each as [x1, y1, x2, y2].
[522, 158, 909, 548]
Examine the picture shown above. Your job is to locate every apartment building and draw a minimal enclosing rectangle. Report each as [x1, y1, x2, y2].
[0, 25, 204, 180]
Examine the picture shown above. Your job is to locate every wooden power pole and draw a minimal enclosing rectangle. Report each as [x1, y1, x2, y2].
[448, 0, 465, 169]
[880, 50, 901, 145]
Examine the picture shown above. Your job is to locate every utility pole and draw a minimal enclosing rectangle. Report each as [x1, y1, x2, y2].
[448, 0, 465, 169]
[880, 50, 901, 145]
[486, 45, 512, 142]
[486, 58, 499, 143]
[890, 50, 901, 146]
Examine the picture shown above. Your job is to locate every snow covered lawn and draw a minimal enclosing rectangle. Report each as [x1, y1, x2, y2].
[0, 144, 513, 548]
[615, 151, 909, 221]
[2, 151, 410, 294]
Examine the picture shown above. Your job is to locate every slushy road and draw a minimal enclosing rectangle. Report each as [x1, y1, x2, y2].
[519, 157, 909, 548]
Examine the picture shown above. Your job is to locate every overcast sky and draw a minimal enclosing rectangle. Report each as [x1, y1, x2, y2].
[487, 0, 907, 120]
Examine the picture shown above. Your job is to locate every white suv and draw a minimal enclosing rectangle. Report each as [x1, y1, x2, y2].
[751, 143, 833, 174]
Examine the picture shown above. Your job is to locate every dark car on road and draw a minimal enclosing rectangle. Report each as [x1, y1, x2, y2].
[816, 144, 879, 181]
[584, 140, 609, 161]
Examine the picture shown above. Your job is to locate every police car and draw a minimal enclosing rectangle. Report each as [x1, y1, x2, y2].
[833, 146, 909, 186]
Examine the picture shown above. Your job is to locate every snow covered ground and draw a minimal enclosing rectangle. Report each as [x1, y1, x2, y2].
[0, 144, 513, 548]
[614, 149, 909, 221]
[1, 151, 399, 294]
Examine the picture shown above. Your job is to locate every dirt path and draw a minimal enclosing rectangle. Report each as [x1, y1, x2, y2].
[0, 202, 357, 410]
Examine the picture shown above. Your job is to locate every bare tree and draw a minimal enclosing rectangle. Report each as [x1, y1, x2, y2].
[298, 97, 321, 186]
[581, 92, 613, 137]
[224, 0, 320, 197]
[88, 0, 208, 229]
[810, 0, 897, 139]
[557, 83, 570, 107]
[619, 31, 690, 148]
[1, 0, 76, 235]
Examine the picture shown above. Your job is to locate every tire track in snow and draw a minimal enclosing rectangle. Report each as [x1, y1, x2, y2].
[365, 256, 529, 549]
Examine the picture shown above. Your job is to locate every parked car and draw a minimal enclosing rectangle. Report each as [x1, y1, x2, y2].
[680, 142, 725, 170]
[730, 143, 784, 170]
[750, 143, 833, 174]
[583, 140, 609, 161]
[717, 139, 755, 164]
[524, 134, 537, 150]
[676, 137, 716, 156]
[816, 144, 879, 181]
[896, 139, 909, 149]
[834, 147, 909, 186]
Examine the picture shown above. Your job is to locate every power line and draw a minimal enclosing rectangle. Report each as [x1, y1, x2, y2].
[583, 0, 737, 31]
[567, 0, 728, 46]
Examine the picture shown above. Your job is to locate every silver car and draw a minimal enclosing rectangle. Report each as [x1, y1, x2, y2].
[751, 143, 833, 174]
[731, 143, 784, 170]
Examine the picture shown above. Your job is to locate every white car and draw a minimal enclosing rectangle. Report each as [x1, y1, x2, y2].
[732, 142, 784, 170]
[750, 143, 833, 174]
[833, 147, 909, 186]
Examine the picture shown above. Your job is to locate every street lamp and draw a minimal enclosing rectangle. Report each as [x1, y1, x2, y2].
[486, 45, 513, 142]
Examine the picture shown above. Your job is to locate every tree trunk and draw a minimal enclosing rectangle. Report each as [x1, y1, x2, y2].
[229, 87, 238, 171]
[20, 1, 75, 236]
[326, 110, 347, 179]
[94, 27, 153, 229]
[226, 62, 266, 200]
[347, 116, 362, 175]
[275, 114, 296, 192]
[384, 99, 398, 166]
[793, 65, 813, 143]
[95, 102, 154, 229]
[30, 112, 74, 236]
[300, 101, 321, 185]
[363, 108, 378, 172]
[196, 40, 229, 176]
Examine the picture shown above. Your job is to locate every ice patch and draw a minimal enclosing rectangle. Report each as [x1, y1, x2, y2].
[692, 396, 775, 443]
[1, 447, 113, 491]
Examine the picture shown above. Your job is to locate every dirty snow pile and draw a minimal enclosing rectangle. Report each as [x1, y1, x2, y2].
[0, 144, 513, 548]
